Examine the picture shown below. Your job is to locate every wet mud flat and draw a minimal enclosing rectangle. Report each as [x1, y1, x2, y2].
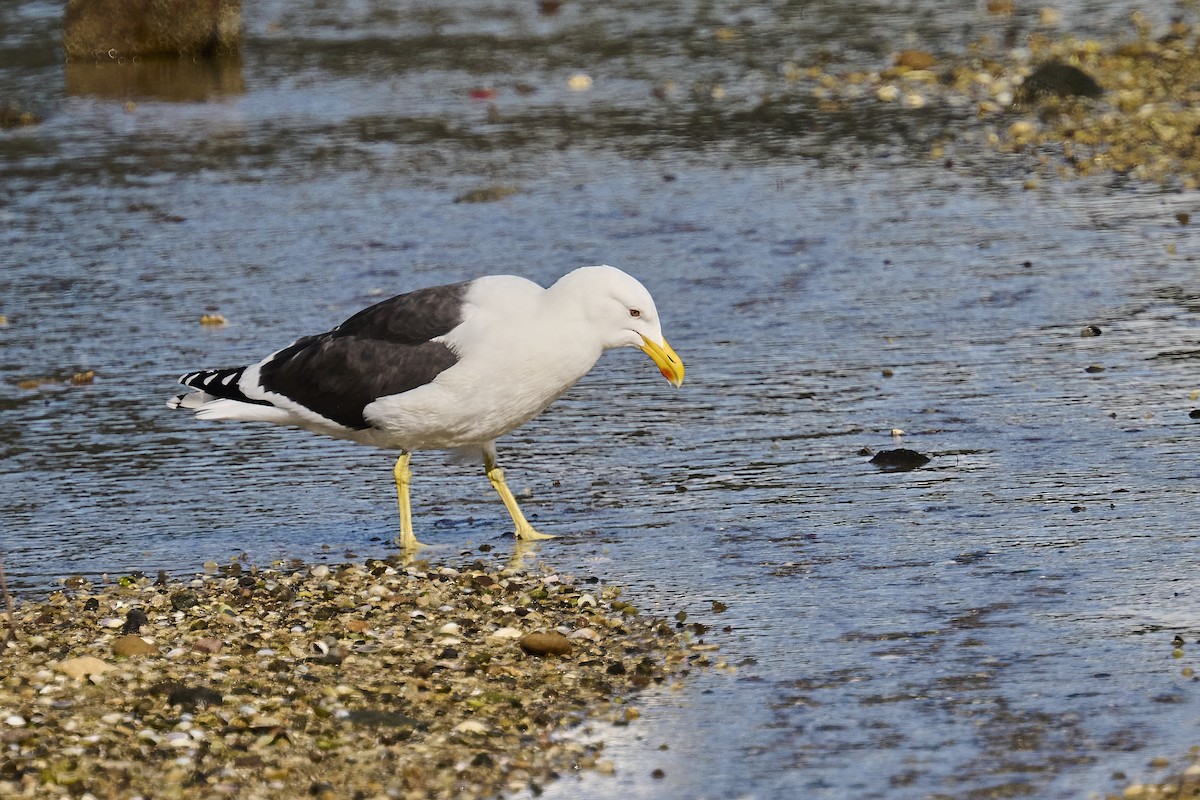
[0, 557, 712, 799]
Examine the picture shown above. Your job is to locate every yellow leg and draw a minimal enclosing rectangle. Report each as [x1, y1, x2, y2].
[393, 452, 425, 550]
[484, 452, 554, 541]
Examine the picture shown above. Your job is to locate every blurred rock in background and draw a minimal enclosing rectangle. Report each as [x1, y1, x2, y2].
[63, 0, 241, 60]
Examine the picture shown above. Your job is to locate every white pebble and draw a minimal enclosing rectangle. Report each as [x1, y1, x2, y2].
[577, 593, 597, 608]
[453, 720, 488, 734]
[309, 565, 330, 578]
[488, 627, 523, 640]
[4, 715, 26, 727]
[568, 628, 601, 641]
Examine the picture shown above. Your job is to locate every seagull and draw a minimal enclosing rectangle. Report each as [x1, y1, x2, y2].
[168, 265, 685, 549]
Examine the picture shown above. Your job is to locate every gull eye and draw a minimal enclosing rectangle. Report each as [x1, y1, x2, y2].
[629, 308, 642, 318]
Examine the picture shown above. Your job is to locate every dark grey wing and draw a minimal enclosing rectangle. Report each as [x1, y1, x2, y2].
[257, 334, 458, 429]
[333, 281, 470, 344]
[254, 282, 471, 430]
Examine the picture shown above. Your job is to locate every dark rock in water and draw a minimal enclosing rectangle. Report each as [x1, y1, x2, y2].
[1189, 409, 1200, 419]
[869, 448, 931, 471]
[82, 597, 99, 612]
[121, 608, 149, 635]
[63, 0, 242, 60]
[1014, 61, 1103, 105]
[1081, 325, 1102, 337]
[165, 684, 224, 709]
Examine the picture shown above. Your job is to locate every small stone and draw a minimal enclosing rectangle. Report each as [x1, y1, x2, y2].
[1084, 364, 1105, 373]
[1039, 7, 1062, 25]
[192, 637, 224, 655]
[895, 50, 935, 70]
[569, 627, 600, 641]
[4, 715, 26, 727]
[167, 685, 224, 709]
[121, 608, 149, 634]
[519, 632, 573, 657]
[487, 627, 524, 642]
[170, 592, 200, 611]
[453, 720, 488, 734]
[1014, 61, 1103, 106]
[112, 635, 158, 657]
[57, 655, 115, 680]
[1081, 325, 1102, 337]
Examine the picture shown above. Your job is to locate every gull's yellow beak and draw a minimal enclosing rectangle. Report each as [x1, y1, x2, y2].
[640, 335, 685, 388]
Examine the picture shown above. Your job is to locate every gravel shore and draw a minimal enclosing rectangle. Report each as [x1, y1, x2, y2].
[0, 556, 713, 799]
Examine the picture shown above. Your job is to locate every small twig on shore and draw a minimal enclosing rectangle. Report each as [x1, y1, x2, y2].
[0, 550, 17, 645]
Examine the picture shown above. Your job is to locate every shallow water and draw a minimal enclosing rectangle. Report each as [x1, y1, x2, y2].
[3, 1, 1200, 798]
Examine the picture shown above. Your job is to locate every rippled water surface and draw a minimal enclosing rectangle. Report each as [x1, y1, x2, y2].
[3, 1, 1200, 798]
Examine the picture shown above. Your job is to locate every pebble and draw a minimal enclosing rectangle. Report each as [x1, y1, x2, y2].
[192, 637, 224, 654]
[569, 627, 601, 641]
[519, 632, 573, 656]
[121, 608, 150, 634]
[112, 635, 158, 657]
[488, 626, 524, 641]
[56, 655, 115, 680]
